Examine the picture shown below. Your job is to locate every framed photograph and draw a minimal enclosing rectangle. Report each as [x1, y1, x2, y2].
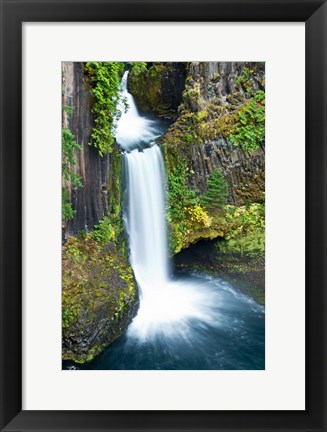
[1, 0, 326, 431]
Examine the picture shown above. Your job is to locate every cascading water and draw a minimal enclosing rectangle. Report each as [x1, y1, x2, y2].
[116, 71, 224, 339]
[124, 145, 169, 285]
[68, 71, 265, 370]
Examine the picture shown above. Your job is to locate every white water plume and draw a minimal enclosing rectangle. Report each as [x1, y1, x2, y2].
[115, 72, 161, 151]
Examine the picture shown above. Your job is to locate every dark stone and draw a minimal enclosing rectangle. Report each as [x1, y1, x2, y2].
[128, 62, 187, 119]
[62, 62, 113, 236]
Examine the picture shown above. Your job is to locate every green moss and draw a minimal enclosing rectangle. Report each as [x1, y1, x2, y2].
[218, 229, 264, 258]
[161, 65, 265, 153]
[128, 63, 171, 115]
[235, 66, 255, 96]
[90, 142, 125, 252]
[173, 202, 265, 304]
[182, 83, 201, 111]
[160, 64, 265, 254]
[62, 236, 138, 364]
[229, 91, 265, 152]
[224, 202, 264, 238]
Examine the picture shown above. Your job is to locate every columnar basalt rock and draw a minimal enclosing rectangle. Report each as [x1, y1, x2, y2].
[62, 62, 112, 236]
[161, 61, 265, 207]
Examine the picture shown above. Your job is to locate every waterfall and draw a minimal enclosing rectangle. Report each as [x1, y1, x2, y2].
[115, 72, 162, 151]
[124, 145, 169, 287]
[116, 71, 169, 287]
[114, 71, 257, 342]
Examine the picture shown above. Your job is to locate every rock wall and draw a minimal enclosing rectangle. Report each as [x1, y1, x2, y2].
[128, 62, 187, 119]
[188, 138, 264, 205]
[162, 61, 265, 206]
[62, 62, 112, 235]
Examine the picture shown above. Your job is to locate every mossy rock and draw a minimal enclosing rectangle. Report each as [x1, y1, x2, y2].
[62, 236, 139, 364]
[173, 203, 265, 305]
[128, 62, 186, 118]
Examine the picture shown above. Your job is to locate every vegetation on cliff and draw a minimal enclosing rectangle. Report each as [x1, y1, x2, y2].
[174, 202, 265, 304]
[128, 62, 186, 118]
[229, 89, 265, 152]
[84, 62, 125, 156]
[128, 62, 165, 114]
[201, 169, 228, 209]
[158, 63, 265, 258]
[162, 64, 265, 153]
[62, 107, 82, 222]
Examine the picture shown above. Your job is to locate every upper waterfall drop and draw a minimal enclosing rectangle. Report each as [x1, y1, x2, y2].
[115, 71, 161, 151]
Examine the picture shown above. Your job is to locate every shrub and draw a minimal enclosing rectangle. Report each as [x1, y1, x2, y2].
[187, 204, 212, 228]
[62, 188, 75, 220]
[130, 62, 147, 75]
[229, 90, 265, 153]
[167, 162, 197, 219]
[91, 216, 116, 244]
[62, 126, 82, 221]
[201, 169, 228, 209]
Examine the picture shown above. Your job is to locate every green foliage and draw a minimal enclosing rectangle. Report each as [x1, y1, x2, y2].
[201, 169, 228, 209]
[91, 216, 116, 244]
[219, 229, 265, 258]
[225, 202, 265, 238]
[63, 105, 74, 116]
[255, 89, 265, 102]
[167, 161, 197, 219]
[128, 63, 171, 115]
[130, 62, 147, 75]
[62, 128, 82, 186]
[62, 188, 75, 220]
[221, 203, 265, 257]
[62, 126, 82, 221]
[236, 66, 254, 94]
[84, 62, 125, 156]
[165, 159, 202, 253]
[229, 91, 265, 152]
[107, 147, 126, 252]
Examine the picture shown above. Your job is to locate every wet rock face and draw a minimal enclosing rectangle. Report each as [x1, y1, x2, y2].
[128, 62, 187, 119]
[62, 62, 112, 235]
[159, 62, 187, 114]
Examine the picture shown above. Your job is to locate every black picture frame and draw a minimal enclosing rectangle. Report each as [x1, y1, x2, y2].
[1, 0, 326, 431]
